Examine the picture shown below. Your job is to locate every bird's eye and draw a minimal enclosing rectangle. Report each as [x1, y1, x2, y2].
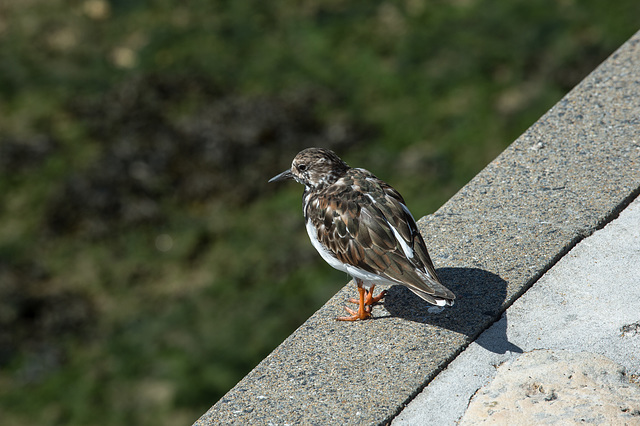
[298, 164, 307, 171]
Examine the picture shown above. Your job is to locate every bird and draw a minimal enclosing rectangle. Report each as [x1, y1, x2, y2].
[269, 147, 455, 321]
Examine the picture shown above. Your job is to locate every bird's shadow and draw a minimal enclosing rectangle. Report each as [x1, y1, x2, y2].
[382, 267, 522, 355]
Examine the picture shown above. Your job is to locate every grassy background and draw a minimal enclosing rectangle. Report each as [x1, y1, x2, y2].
[1, 0, 638, 424]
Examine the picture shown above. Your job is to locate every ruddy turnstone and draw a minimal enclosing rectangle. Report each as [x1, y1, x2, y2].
[269, 148, 455, 321]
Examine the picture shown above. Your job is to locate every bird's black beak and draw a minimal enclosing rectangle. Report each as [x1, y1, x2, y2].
[268, 169, 293, 183]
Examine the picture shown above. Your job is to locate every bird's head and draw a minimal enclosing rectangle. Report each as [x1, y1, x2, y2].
[269, 148, 349, 190]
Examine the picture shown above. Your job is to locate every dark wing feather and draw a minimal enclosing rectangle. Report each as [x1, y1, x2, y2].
[305, 169, 455, 304]
[376, 180, 454, 300]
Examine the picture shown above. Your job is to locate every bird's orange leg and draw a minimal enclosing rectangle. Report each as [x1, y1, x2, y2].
[347, 282, 387, 309]
[364, 284, 387, 307]
[337, 280, 370, 321]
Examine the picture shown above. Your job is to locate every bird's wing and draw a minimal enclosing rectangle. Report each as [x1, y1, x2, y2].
[305, 173, 455, 304]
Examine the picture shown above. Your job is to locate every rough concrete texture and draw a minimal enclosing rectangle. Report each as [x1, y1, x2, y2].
[393, 195, 640, 425]
[460, 350, 640, 425]
[194, 30, 640, 426]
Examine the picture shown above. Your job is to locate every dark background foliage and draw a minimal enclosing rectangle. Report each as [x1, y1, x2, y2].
[0, 0, 638, 424]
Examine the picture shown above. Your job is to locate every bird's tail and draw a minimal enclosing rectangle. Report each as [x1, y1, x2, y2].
[408, 287, 455, 307]
[409, 270, 456, 306]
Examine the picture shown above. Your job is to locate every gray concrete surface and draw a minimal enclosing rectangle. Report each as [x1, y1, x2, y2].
[393, 195, 640, 425]
[194, 30, 640, 426]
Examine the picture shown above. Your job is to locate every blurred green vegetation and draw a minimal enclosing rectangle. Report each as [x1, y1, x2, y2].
[0, 0, 638, 424]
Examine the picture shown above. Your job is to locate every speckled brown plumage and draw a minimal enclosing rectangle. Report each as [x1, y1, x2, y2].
[269, 147, 455, 320]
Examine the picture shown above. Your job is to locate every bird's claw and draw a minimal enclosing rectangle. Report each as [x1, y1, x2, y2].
[336, 305, 371, 321]
[337, 284, 386, 321]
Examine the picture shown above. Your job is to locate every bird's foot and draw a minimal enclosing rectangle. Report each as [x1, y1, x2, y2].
[339, 284, 386, 321]
[347, 285, 387, 308]
[337, 283, 372, 321]
[336, 305, 371, 321]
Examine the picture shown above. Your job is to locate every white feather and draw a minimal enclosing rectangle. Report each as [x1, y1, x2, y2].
[386, 219, 415, 259]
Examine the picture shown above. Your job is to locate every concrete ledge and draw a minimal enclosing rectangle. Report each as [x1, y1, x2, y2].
[194, 29, 640, 425]
[393, 193, 640, 424]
